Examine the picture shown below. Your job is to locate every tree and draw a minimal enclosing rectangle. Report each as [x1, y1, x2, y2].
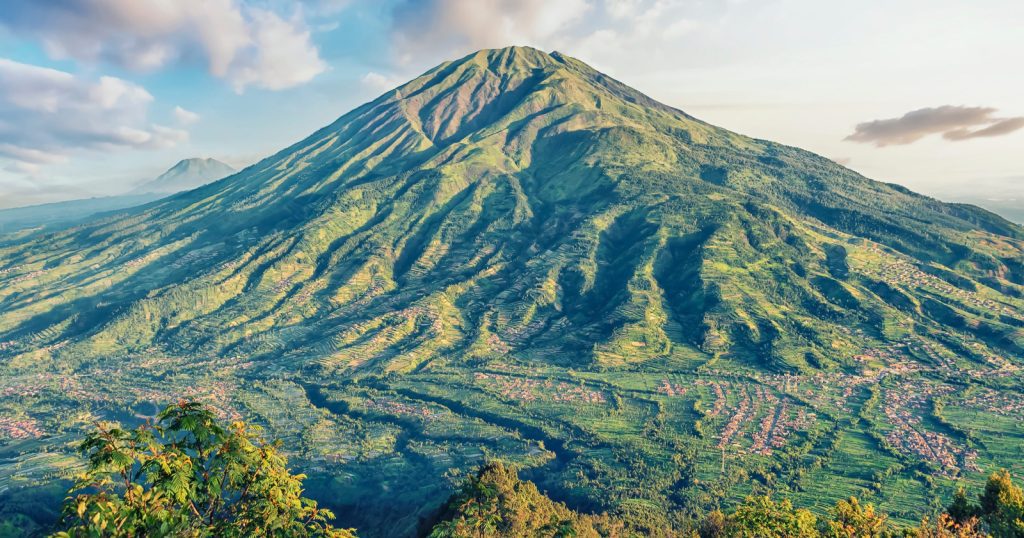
[977, 469, 1024, 537]
[946, 487, 975, 524]
[427, 461, 623, 537]
[823, 497, 891, 538]
[723, 496, 819, 538]
[946, 469, 1024, 537]
[51, 401, 354, 537]
[911, 514, 984, 538]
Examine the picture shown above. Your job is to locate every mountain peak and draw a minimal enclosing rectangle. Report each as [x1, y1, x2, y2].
[170, 157, 226, 170]
[464, 45, 566, 72]
[279, 46, 705, 181]
[131, 157, 235, 195]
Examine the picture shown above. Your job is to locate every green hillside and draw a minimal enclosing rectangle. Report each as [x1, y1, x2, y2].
[1, 46, 1022, 536]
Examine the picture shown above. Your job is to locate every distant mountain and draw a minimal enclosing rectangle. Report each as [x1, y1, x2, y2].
[1, 47, 1022, 535]
[0, 158, 236, 235]
[928, 177, 1024, 224]
[0, 194, 163, 234]
[129, 157, 235, 195]
[958, 198, 1024, 224]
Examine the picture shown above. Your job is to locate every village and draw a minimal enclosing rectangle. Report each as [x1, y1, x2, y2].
[363, 397, 439, 420]
[862, 249, 1021, 319]
[474, 372, 607, 404]
[881, 381, 979, 476]
[0, 416, 43, 439]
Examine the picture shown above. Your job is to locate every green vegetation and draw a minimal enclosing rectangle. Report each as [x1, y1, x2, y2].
[427, 461, 623, 537]
[14, 402, 1024, 537]
[427, 463, 1024, 537]
[51, 402, 352, 537]
[0, 46, 1022, 536]
[947, 469, 1024, 537]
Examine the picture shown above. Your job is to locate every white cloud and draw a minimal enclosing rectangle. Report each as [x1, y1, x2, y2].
[606, 0, 643, 19]
[224, 8, 328, 92]
[0, 59, 188, 175]
[390, 0, 593, 62]
[385, 0, 719, 77]
[0, 0, 326, 93]
[360, 72, 403, 93]
[174, 106, 201, 125]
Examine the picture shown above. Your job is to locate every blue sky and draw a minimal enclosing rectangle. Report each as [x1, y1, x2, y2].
[1, 0, 1022, 208]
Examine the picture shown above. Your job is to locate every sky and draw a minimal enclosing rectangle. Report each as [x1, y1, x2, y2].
[0, 0, 1021, 209]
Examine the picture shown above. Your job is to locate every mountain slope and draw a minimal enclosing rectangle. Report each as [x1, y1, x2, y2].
[129, 157, 236, 195]
[1, 47, 1019, 372]
[1, 47, 1022, 536]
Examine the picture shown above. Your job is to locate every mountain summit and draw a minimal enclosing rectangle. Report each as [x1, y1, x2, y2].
[131, 157, 236, 195]
[1, 47, 1022, 534]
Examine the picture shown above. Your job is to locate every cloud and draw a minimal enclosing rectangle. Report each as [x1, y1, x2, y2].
[301, 0, 352, 16]
[0, 0, 326, 93]
[845, 106, 1024, 147]
[174, 106, 201, 125]
[0, 58, 187, 175]
[360, 72, 403, 93]
[943, 117, 1024, 141]
[389, 0, 593, 62]
[223, 8, 327, 93]
[385, 0, 714, 79]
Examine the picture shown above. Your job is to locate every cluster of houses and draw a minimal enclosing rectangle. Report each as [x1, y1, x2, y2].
[474, 372, 606, 404]
[882, 382, 979, 476]
[717, 384, 752, 450]
[749, 397, 814, 456]
[486, 333, 512, 354]
[657, 378, 688, 397]
[0, 417, 43, 439]
[272, 276, 295, 293]
[124, 252, 159, 269]
[169, 246, 220, 270]
[959, 387, 1024, 417]
[364, 398, 438, 420]
[695, 379, 729, 417]
[8, 269, 44, 285]
[870, 257, 1019, 318]
[693, 381, 816, 457]
[0, 374, 52, 398]
[130, 379, 242, 422]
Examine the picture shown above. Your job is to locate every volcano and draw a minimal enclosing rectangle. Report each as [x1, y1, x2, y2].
[1, 47, 1022, 536]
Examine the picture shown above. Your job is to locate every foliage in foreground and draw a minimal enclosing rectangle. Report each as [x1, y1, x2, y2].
[45, 399, 1024, 538]
[428, 463, 1024, 538]
[51, 402, 354, 537]
[427, 461, 626, 537]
